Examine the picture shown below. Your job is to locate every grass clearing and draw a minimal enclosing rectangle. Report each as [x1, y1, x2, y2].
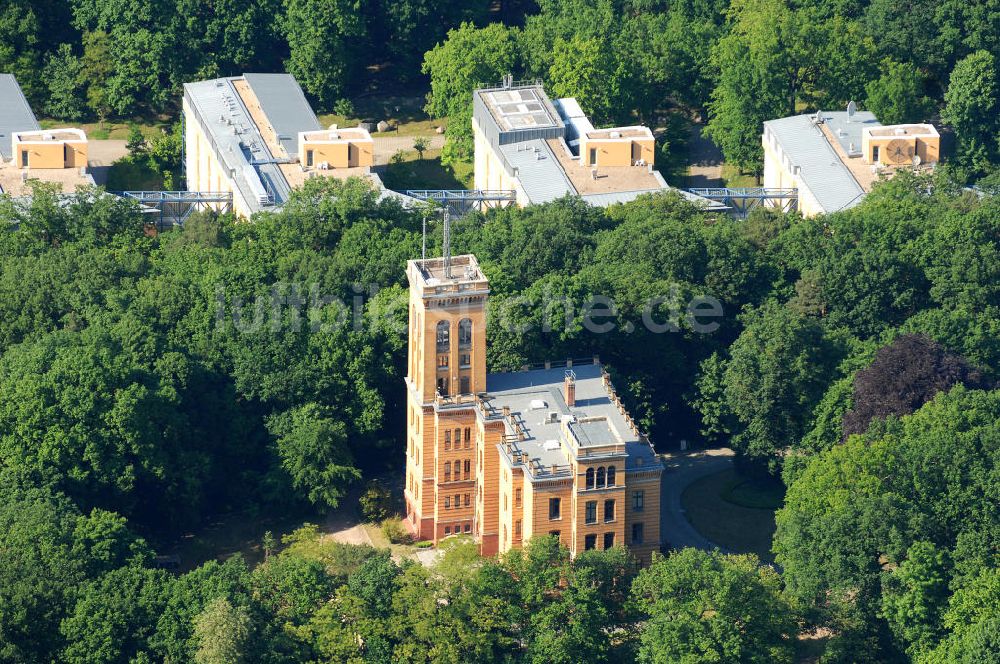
[106, 158, 168, 191]
[380, 149, 473, 190]
[722, 476, 785, 510]
[681, 468, 779, 564]
[38, 117, 173, 141]
[165, 504, 321, 572]
[721, 163, 759, 188]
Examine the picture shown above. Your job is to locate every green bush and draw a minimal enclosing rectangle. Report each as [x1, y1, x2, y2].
[333, 98, 355, 118]
[359, 481, 393, 523]
[380, 518, 413, 545]
[414, 540, 433, 549]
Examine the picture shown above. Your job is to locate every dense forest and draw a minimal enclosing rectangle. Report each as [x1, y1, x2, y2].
[7, 0, 1000, 180]
[1, 170, 998, 661]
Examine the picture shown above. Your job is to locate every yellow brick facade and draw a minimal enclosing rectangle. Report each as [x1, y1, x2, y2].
[404, 254, 663, 564]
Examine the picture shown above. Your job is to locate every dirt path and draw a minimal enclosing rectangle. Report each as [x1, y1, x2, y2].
[659, 448, 735, 552]
[372, 134, 445, 164]
[684, 124, 723, 188]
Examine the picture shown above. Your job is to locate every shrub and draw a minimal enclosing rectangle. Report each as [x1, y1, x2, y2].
[333, 98, 355, 119]
[359, 481, 393, 523]
[381, 518, 413, 545]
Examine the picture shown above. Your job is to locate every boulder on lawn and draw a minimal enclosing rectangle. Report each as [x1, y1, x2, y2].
[376, 120, 391, 133]
[435, 125, 445, 134]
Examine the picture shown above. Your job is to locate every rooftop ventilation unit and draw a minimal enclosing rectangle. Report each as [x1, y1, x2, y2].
[609, 131, 621, 138]
[530, 399, 548, 410]
[543, 440, 560, 450]
[546, 411, 560, 424]
[42, 133, 53, 140]
[813, 110, 825, 125]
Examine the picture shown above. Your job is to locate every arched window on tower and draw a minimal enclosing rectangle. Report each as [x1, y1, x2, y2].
[458, 318, 472, 348]
[606, 465, 616, 487]
[596, 467, 606, 488]
[436, 320, 450, 351]
[586, 467, 595, 489]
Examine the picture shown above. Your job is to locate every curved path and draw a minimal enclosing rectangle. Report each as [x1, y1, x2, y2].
[659, 448, 735, 553]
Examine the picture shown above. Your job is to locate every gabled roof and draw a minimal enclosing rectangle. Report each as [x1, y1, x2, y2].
[763, 111, 878, 214]
[0, 74, 40, 161]
[243, 73, 320, 158]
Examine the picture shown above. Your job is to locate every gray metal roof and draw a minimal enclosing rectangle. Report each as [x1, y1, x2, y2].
[184, 76, 289, 214]
[243, 73, 320, 158]
[824, 110, 879, 156]
[485, 363, 659, 473]
[580, 188, 728, 210]
[764, 112, 875, 214]
[0, 74, 40, 161]
[499, 139, 575, 204]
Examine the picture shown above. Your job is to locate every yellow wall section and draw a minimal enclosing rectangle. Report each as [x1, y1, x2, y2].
[302, 140, 374, 168]
[15, 140, 87, 169]
[583, 138, 654, 167]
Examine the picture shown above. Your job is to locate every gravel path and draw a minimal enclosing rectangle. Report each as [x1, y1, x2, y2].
[685, 124, 723, 188]
[659, 448, 735, 552]
[372, 134, 445, 164]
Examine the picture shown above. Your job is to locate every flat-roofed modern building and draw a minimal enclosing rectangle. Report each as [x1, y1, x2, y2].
[763, 107, 940, 217]
[183, 73, 387, 218]
[0, 74, 94, 196]
[403, 253, 663, 563]
[472, 80, 695, 209]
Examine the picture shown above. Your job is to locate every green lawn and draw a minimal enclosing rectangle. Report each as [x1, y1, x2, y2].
[681, 468, 782, 564]
[106, 158, 169, 191]
[380, 149, 473, 190]
[38, 117, 172, 141]
[721, 163, 759, 188]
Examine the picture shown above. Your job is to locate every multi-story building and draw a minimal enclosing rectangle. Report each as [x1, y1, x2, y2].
[403, 253, 662, 563]
[763, 106, 940, 217]
[0, 74, 94, 196]
[183, 73, 397, 218]
[472, 79, 709, 209]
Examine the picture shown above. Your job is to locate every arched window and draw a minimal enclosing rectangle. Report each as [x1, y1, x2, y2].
[596, 467, 606, 488]
[586, 468, 595, 489]
[444, 461, 451, 481]
[606, 466, 616, 487]
[458, 318, 473, 348]
[436, 320, 450, 350]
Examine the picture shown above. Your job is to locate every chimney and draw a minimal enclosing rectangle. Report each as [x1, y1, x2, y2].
[564, 369, 576, 408]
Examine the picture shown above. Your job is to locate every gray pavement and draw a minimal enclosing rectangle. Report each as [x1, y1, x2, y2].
[659, 448, 735, 552]
[86, 139, 129, 187]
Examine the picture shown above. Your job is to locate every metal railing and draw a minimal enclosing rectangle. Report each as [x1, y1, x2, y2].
[115, 190, 233, 228]
[687, 187, 798, 218]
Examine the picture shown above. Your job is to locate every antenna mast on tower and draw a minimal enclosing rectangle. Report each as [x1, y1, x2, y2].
[442, 207, 452, 278]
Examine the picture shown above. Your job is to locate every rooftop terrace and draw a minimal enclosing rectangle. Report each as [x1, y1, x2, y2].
[479, 86, 563, 132]
[0, 162, 94, 196]
[547, 138, 666, 196]
[477, 362, 660, 481]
